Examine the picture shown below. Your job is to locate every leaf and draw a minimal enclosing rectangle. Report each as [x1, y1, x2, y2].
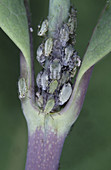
[0, 0, 30, 67]
[78, 2, 111, 80]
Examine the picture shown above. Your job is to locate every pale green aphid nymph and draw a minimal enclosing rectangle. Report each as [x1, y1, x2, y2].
[36, 44, 45, 64]
[44, 38, 53, 57]
[36, 71, 49, 91]
[63, 44, 74, 66]
[38, 19, 48, 36]
[59, 83, 72, 105]
[36, 92, 44, 108]
[48, 80, 58, 94]
[60, 23, 69, 47]
[44, 97, 55, 114]
[41, 71, 49, 90]
[18, 78, 28, 99]
[50, 59, 61, 80]
[68, 7, 77, 34]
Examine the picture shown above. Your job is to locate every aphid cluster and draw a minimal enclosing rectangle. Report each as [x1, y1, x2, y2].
[36, 6, 81, 113]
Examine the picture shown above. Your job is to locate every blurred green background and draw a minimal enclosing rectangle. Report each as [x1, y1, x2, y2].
[0, 0, 111, 169]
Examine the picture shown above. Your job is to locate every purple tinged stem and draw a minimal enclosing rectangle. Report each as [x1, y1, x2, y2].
[60, 66, 94, 124]
[20, 0, 110, 169]
[22, 0, 95, 169]
[25, 127, 66, 170]
[73, 66, 94, 117]
[21, 0, 69, 169]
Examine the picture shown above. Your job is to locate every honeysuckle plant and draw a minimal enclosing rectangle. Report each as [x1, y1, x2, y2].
[0, 0, 111, 169]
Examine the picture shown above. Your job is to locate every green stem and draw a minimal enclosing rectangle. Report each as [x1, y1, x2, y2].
[48, 0, 70, 37]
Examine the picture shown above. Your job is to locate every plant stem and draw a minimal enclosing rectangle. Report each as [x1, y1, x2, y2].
[23, 0, 71, 170]
[48, 0, 70, 37]
[25, 127, 67, 170]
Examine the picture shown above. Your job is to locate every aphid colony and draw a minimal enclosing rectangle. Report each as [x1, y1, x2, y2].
[36, 7, 81, 113]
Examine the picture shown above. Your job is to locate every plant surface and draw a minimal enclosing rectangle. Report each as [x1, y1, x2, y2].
[0, 0, 111, 169]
